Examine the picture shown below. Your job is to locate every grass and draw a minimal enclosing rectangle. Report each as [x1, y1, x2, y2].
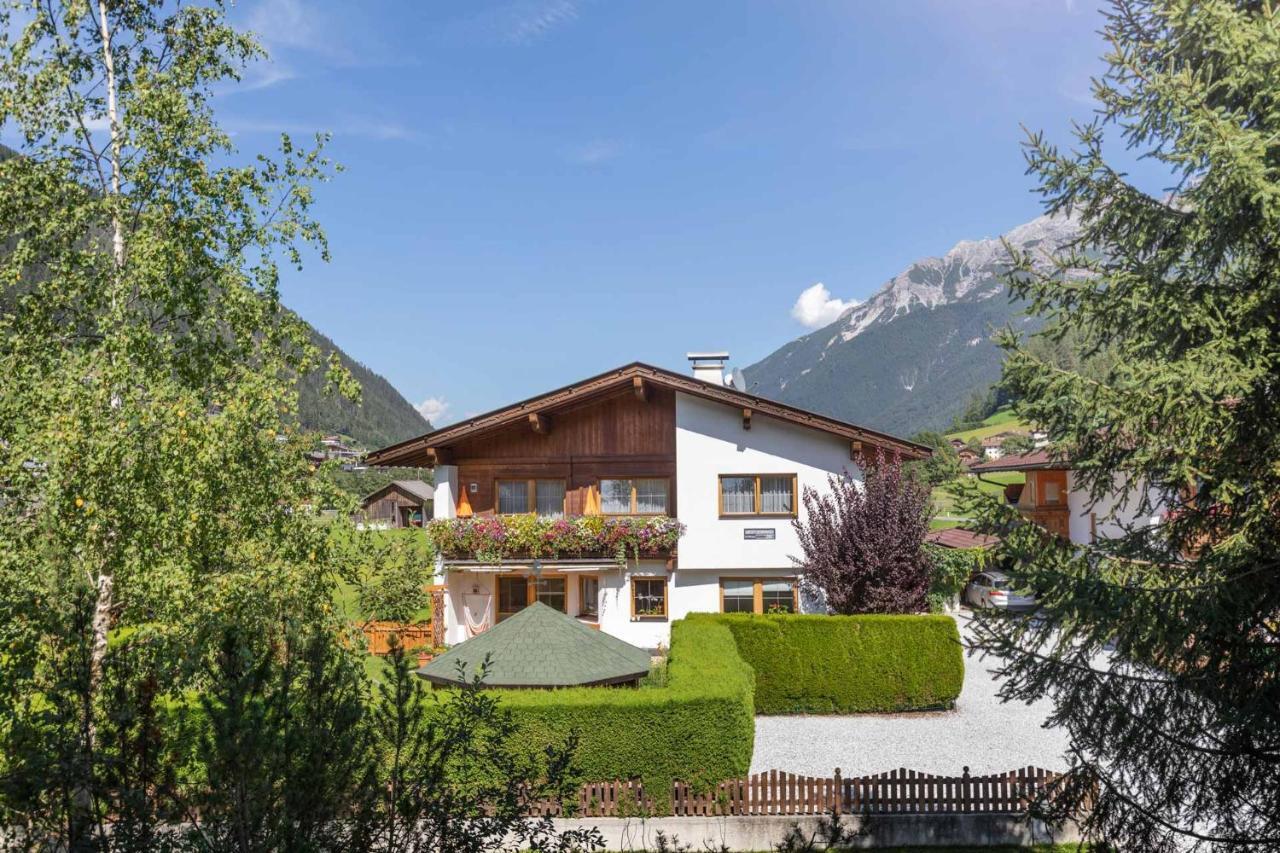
[932, 470, 1024, 520]
[946, 406, 1032, 443]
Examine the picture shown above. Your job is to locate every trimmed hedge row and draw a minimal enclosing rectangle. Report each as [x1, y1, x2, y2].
[483, 617, 755, 803]
[696, 612, 964, 715]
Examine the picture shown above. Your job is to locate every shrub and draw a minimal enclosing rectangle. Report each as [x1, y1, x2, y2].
[925, 543, 988, 612]
[433, 618, 754, 807]
[794, 450, 935, 614]
[698, 613, 963, 714]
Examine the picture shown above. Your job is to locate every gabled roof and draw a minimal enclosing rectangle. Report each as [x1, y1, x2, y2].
[417, 602, 652, 688]
[969, 449, 1068, 473]
[360, 479, 434, 507]
[366, 362, 930, 467]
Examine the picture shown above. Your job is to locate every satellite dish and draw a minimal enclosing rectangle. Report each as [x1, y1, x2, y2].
[728, 367, 747, 391]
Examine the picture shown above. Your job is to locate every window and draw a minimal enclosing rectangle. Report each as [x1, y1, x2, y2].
[761, 578, 796, 613]
[579, 575, 599, 618]
[536, 480, 566, 518]
[533, 576, 566, 612]
[497, 575, 527, 620]
[497, 574, 567, 620]
[600, 478, 669, 515]
[497, 479, 566, 517]
[631, 577, 667, 620]
[719, 475, 798, 517]
[721, 578, 755, 613]
[497, 480, 529, 514]
[720, 578, 798, 614]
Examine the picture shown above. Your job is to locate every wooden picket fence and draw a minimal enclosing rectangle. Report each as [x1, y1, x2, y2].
[527, 766, 1061, 818]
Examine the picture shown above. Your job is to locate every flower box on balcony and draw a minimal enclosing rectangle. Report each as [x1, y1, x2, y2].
[425, 515, 684, 565]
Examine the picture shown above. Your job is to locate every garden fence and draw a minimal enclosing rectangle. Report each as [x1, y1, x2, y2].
[361, 621, 433, 656]
[528, 766, 1063, 818]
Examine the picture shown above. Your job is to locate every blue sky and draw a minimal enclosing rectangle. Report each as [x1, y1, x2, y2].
[218, 0, 1130, 428]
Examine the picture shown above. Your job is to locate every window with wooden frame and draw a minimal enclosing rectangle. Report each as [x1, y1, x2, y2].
[496, 574, 567, 620]
[599, 477, 669, 515]
[631, 577, 667, 620]
[495, 479, 566, 517]
[719, 578, 799, 614]
[578, 575, 599, 618]
[718, 474, 798, 517]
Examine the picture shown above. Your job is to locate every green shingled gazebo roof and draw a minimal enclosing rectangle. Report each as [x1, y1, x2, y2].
[417, 602, 652, 688]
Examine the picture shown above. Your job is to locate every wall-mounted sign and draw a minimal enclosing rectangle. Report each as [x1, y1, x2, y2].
[743, 528, 776, 541]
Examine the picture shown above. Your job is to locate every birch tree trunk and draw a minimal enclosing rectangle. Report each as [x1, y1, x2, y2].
[87, 0, 124, 748]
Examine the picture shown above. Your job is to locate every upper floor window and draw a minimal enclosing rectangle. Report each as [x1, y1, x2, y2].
[719, 474, 797, 517]
[497, 479, 565, 517]
[600, 478, 669, 515]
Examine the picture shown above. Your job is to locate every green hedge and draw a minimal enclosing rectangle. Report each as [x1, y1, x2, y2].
[697, 613, 963, 714]
[480, 618, 755, 804]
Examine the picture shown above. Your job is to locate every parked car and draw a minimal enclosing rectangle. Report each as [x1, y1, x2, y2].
[965, 570, 1037, 610]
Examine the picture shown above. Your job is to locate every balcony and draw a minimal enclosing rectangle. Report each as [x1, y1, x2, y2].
[425, 514, 684, 566]
[1020, 505, 1070, 539]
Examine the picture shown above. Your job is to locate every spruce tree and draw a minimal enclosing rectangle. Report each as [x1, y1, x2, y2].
[970, 1, 1280, 849]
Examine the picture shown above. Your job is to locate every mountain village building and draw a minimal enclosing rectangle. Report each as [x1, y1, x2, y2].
[970, 450, 1168, 545]
[366, 355, 929, 649]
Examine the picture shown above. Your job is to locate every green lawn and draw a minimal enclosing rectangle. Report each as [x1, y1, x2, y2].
[932, 470, 1024, 521]
[946, 407, 1032, 443]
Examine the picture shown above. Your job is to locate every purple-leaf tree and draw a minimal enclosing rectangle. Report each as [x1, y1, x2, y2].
[793, 448, 934, 614]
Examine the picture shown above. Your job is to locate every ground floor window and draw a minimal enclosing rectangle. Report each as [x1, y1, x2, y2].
[720, 577, 798, 614]
[579, 575, 599, 618]
[631, 577, 667, 620]
[496, 574, 567, 620]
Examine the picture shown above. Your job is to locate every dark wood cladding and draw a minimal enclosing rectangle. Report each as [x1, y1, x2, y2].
[451, 387, 676, 517]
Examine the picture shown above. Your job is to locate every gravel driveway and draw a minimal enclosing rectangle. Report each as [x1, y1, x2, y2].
[750, 610, 1071, 777]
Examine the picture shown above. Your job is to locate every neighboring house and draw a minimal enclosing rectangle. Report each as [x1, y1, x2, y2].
[361, 479, 434, 529]
[366, 355, 929, 649]
[970, 450, 1166, 544]
[320, 435, 362, 461]
[956, 447, 982, 468]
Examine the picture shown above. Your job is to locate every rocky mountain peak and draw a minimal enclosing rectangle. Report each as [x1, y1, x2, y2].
[828, 213, 1078, 344]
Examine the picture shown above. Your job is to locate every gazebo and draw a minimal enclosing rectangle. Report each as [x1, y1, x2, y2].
[416, 601, 652, 689]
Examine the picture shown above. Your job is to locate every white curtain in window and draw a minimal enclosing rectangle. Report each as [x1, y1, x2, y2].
[498, 480, 528, 514]
[600, 479, 632, 514]
[760, 476, 793, 514]
[721, 477, 755, 514]
[536, 480, 565, 517]
[634, 479, 668, 514]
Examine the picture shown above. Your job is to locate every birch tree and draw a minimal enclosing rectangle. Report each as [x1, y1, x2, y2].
[0, 0, 352, 841]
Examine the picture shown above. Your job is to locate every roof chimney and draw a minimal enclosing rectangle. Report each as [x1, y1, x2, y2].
[687, 351, 729, 386]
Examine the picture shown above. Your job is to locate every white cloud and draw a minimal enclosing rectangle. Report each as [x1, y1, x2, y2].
[247, 0, 326, 54]
[790, 282, 860, 329]
[416, 397, 450, 425]
[505, 0, 580, 44]
[567, 138, 621, 165]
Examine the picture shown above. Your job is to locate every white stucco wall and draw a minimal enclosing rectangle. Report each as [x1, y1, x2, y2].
[674, 392, 862, 571]
[1065, 470, 1168, 545]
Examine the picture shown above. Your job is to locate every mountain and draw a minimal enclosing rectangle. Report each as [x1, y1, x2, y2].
[743, 214, 1079, 436]
[297, 326, 431, 450]
[3, 142, 426, 449]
